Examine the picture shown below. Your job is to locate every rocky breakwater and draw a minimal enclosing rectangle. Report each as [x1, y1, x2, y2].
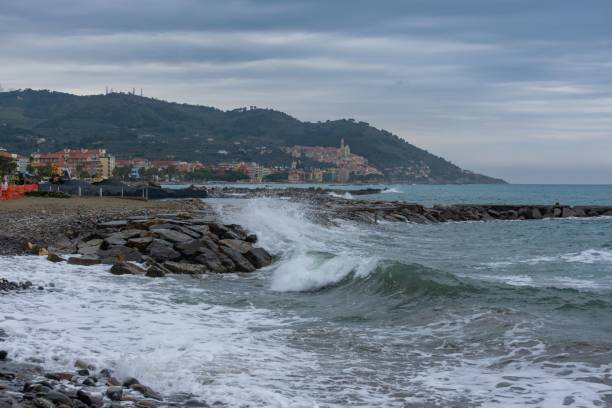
[205, 186, 383, 199]
[41, 212, 273, 277]
[324, 198, 612, 224]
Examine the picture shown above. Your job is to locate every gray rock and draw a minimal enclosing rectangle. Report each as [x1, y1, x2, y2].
[127, 236, 154, 250]
[131, 383, 163, 400]
[82, 377, 96, 386]
[149, 223, 176, 231]
[117, 229, 145, 239]
[43, 390, 72, 405]
[200, 235, 219, 251]
[220, 246, 256, 272]
[562, 207, 575, 218]
[46, 253, 65, 263]
[147, 239, 181, 262]
[122, 377, 140, 387]
[98, 245, 143, 264]
[220, 239, 252, 254]
[103, 236, 127, 247]
[145, 264, 167, 277]
[68, 256, 102, 266]
[245, 247, 273, 268]
[110, 261, 146, 275]
[98, 220, 128, 228]
[194, 249, 226, 273]
[153, 228, 193, 243]
[175, 239, 204, 256]
[106, 386, 123, 401]
[185, 224, 210, 235]
[32, 398, 55, 408]
[0, 350, 6, 360]
[77, 389, 102, 407]
[163, 261, 207, 274]
[531, 208, 543, 220]
[77, 239, 102, 255]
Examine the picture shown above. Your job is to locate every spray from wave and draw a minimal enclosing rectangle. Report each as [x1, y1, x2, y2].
[327, 191, 354, 199]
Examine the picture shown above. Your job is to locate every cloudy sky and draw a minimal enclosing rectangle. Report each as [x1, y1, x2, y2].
[0, 0, 611, 183]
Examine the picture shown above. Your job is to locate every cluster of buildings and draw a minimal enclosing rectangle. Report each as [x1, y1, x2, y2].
[286, 139, 382, 183]
[29, 148, 116, 179]
[0, 139, 384, 183]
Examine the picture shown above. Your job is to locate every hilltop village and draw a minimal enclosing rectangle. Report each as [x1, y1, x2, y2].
[0, 139, 383, 184]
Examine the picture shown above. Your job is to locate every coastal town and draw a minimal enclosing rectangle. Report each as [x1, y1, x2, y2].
[0, 139, 383, 184]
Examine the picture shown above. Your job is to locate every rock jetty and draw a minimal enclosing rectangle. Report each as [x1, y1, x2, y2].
[205, 186, 383, 198]
[328, 201, 612, 224]
[31, 211, 272, 277]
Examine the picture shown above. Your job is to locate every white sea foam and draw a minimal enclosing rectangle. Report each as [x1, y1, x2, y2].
[215, 197, 379, 292]
[484, 248, 612, 268]
[382, 187, 401, 194]
[0, 256, 320, 406]
[327, 191, 354, 199]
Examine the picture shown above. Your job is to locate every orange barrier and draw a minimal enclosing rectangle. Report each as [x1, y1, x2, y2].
[0, 183, 38, 200]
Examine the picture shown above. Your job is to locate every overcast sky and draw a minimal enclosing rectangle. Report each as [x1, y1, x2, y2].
[0, 0, 611, 183]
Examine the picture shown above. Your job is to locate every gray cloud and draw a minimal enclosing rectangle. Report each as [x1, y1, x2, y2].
[0, 0, 611, 182]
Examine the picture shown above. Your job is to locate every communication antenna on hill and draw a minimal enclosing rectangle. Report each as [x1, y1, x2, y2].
[105, 85, 108, 95]
[140, 88, 143, 97]
[132, 87, 136, 95]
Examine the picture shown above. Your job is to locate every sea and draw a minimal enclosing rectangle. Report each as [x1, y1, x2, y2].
[1, 184, 611, 407]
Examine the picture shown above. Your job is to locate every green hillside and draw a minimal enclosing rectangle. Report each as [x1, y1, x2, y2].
[0, 89, 505, 184]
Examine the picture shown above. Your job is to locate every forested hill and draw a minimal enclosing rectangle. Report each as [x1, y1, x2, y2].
[0, 89, 505, 184]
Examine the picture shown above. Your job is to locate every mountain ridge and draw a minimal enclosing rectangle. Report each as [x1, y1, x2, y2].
[0, 89, 506, 184]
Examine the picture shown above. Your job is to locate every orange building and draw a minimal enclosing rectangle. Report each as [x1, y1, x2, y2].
[30, 148, 115, 179]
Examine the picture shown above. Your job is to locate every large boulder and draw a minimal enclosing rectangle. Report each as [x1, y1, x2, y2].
[152, 229, 193, 243]
[98, 245, 143, 264]
[77, 239, 103, 255]
[146, 239, 181, 262]
[103, 236, 127, 248]
[245, 247, 273, 268]
[174, 225, 202, 239]
[68, 256, 102, 266]
[562, 207, 575, 218]
[98, 220, 128, 229]
[175, 239, 204, 256]
[110, 261, 146, 275]
[145, 262, 169, 277]
[220, 245, 256, 272]
[163, 261, 207, 274]
[47, 253, 65, 263]
[518, 207, 543, 220]
[126, 237, 154, 251]
[194, 248, 227, 273]
[220, 239, 252, 254]
[185, 224, 210, 236]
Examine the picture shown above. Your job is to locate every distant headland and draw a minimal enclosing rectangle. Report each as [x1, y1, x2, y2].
[0, 89, 506, 184]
